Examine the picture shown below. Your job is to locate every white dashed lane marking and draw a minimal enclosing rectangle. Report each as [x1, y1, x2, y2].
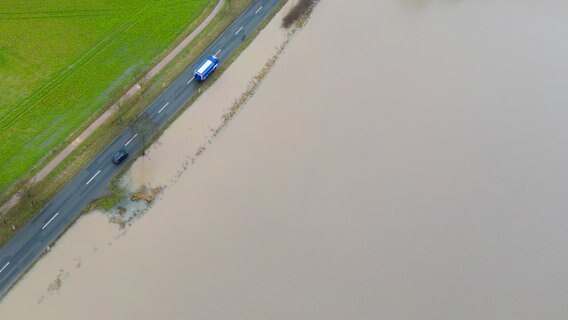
[42, 212, 59, 230]
[124, 134, 138, 147]
[158, 102, 169, 114]
[86, 170, 101, 185]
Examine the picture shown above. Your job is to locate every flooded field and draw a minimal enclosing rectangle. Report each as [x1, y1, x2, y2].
[2, 0, 568, 318]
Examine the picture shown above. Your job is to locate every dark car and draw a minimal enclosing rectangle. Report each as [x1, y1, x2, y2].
[112, 149, 128, 164]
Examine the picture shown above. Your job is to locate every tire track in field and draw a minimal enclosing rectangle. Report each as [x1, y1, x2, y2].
[0, 4, 150, 133]
[0, 8, 124, 20]
[0, 8, 126, 19]
[0, 13, 117, 21]
[0, 8, 124, 14]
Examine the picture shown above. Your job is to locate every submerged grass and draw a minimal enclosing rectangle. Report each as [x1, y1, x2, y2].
[281, 0, 318, 28]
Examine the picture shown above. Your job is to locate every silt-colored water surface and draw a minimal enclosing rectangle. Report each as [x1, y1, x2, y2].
[2, 0, 568, 318]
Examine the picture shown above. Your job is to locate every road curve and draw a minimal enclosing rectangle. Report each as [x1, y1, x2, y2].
[0, 0, 281, 300]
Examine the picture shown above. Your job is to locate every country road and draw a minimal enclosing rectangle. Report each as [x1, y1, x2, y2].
[0, 0, 280, 301]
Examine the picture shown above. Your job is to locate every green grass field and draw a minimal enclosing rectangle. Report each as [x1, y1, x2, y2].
[0, 0, 210, 193]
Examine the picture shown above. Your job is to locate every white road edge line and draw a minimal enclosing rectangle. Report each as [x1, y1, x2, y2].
[255, 6, 263, 14]
[86, 170, 101, 185]
[215, 49, 221, 56]
[158, 102, 170, 114]
[124, 133, 138, 147]
[42, 212, 59, 230]
[0, 262, 9, 273]
[235, 26, 243, 35]
[187, 78, 194, 85]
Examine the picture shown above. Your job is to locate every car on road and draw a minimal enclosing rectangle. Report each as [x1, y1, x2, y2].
[112, 149, 128, 164]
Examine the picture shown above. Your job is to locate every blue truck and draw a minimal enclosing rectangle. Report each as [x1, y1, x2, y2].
[194, 55, 219, 81]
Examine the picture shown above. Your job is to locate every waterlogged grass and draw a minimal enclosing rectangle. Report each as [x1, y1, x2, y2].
[0, 0, 211, 192]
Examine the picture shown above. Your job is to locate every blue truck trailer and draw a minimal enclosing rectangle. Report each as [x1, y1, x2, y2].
[194, 55, 219, 81]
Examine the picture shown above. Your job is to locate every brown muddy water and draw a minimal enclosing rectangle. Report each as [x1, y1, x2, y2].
[2, 0, 568, 319]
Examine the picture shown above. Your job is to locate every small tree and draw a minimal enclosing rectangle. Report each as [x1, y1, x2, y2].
[22, 184, 36, 209]
[132, 113, 156, 155]
[112, 103, 125, 126]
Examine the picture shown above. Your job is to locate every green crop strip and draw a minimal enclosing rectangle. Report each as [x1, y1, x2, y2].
[0, 0, 211, 192]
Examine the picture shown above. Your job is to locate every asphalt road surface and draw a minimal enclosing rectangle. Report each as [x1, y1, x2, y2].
[0, 0, 280, 300]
